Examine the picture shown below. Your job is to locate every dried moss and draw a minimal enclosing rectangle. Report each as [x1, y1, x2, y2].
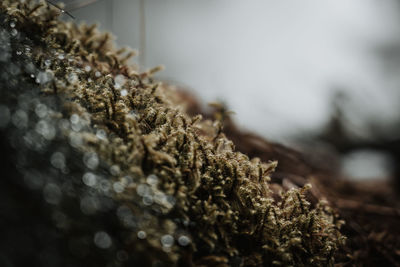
[0, 1, 345, 266]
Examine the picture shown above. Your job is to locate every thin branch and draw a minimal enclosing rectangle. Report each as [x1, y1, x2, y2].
[45, 0, 75, 19]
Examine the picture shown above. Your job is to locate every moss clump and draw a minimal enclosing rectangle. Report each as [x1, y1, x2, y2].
[0, 1, 345, 266]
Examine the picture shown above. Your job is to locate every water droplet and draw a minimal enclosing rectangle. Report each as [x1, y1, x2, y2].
[113, 182, 125, 193]
[136, 184, 150, 197]
[146, 174, 158, 186]
[109, 165, 120, 176]
[99, 179, 111, 192]
[10, 21, 15, 28]
[154, 192, 166, 205]
[70, 114, 79, 124]
[95, 71, 101, 78]
[82, 172, 97, 187]
[43, 183, 62, 205]
[121, 175, 133, 186]
[16, 50, 22, 55]
[142, 195, 153, 206]
[35, 103, 48, 118]
[137, 230, 147, 239]
[68, 132, 83, 147]
[84, 65, 91, 72]
[11, 109, 28, 129]
[58, 53, 65, 60]
[83, 152, 99, 170]
[36, 70, 54, 84]
[96, 129, 107, 140]
[94, 231, 112, 249]
[10, 29, 17, 37]
[44, 59, 51, 67]
[161, 235, 174, 248]
[67, 72, 78, 84]
[120, 89, 128, 96]
[58, 119, 70, 131]
[70, 114, 82, 131]
[114, 74, 126, 86]
[51, 152, 66, 169]
[178, 235, 190, 246]
[35, 120, 56, 140]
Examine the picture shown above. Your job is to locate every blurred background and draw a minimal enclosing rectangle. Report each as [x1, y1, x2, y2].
[66, 0, 400, 181]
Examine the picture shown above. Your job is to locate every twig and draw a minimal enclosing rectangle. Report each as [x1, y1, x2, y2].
[45, 0, 75, 19]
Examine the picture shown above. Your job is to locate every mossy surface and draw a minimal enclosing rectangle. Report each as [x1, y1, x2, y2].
[0, 1, 345, 266]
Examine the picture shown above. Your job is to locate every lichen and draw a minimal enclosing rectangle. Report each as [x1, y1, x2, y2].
[0, 1, 345, 266]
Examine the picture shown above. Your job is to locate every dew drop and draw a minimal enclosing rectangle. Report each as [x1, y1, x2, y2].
[10, 29, 17, 37]
[146, 174, 158, 186]
[115, 74, 126, 85]
[142, 195, 153, 206]
[70, 114, 79, 124]
[113, 182, 125, 193]
[36, 70, 54, 84]
[35, 120, 56, 140]
[109, 165, 120, 176]
[161, 235, 174, 248]
[11, 109, 28, 129]
[51, 152, 66, 169]
[82, 172, 97, 187]
[94, 231, 112, 249]
[137, 230, 147, 239]
[68, 132, 83, 147]
[67, 72, 78, 84]
[136, 184, 150, 197]
[99, 179, 111, 192]
[83, 152, 99, 170]
[120, 89, 128, 96]
[96, 129, 107, 140]
[178, 235, 190, 246]
[35, 103, 48, 118]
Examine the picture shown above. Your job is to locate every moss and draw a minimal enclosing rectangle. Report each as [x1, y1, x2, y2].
[0, 1, 345, 266]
